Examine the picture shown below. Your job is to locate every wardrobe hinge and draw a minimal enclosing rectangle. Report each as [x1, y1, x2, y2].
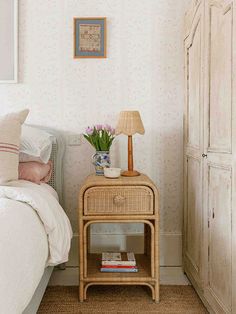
[208, 220, 209, 228]
[208, 246, 210, 261]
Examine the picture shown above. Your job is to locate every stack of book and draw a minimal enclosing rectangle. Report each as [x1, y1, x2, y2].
[100, 252, 138, 273]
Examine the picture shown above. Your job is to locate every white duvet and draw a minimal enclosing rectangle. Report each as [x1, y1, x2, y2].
[0, 180, 72, 314]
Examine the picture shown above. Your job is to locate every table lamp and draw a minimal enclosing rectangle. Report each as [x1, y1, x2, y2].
[116, 111, 145, 177]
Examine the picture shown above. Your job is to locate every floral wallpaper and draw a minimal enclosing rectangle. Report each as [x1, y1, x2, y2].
[0, 0, 192, 263]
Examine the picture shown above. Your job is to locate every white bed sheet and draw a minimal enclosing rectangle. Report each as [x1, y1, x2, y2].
[0, 180, 72, 314]
[40, 182, 59, 201]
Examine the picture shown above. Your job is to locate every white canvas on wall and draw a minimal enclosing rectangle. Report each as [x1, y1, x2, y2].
[0, 0, 18, 83]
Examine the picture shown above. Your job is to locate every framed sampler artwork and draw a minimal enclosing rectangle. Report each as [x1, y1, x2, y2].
[74, 17, 106, 58]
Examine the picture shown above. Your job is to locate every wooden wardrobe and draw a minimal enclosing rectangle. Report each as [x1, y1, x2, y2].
[183, 0, 236, 313]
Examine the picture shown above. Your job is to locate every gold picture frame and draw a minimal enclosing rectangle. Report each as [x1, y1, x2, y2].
[74, 17, 106, 59]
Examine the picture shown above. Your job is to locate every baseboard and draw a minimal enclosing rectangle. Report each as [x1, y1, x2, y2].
[49, 266, 190, 286]
[67, 232, 182, 267]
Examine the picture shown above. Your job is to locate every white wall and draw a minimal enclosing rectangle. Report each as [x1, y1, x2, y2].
[0, 0, 191, 267]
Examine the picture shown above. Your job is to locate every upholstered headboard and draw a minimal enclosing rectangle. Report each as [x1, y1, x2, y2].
[27, 125, 66, 206]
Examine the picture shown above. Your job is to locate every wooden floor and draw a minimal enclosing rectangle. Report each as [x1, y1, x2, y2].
[38, 285, 208, 313]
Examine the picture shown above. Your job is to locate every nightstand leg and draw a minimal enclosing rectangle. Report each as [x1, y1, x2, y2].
[79, 281, 84, 302]
[79, 218, 84, 302]
[154, 218, 159, 303]
[154, 282, 160, 303]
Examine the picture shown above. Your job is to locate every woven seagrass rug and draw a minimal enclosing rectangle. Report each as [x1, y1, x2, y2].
[38, 285, 208, 313]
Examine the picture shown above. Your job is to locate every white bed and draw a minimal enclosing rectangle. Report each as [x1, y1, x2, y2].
[0, 127, 72, 314]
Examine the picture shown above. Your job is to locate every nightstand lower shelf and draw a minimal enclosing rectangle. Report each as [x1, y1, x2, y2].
[82, 253, 158, 301]
[84, 253, 154, 281]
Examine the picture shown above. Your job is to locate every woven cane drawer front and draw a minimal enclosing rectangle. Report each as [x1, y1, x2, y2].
[84, 186, 154, 215]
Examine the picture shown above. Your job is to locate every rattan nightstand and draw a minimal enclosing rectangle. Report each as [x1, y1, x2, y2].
[78, 173, 159, 302]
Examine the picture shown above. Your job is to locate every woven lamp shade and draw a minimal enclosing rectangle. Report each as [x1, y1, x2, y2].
[116, 111, 145, 136]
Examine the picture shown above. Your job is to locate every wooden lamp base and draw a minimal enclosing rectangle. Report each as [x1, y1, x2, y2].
[122, 170, 140, 177]
[121, 135, 140, 177]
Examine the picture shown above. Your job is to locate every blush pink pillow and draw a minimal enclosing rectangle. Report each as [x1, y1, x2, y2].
[18, 161, 53, 184]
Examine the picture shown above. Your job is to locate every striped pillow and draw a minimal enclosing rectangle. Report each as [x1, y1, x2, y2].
[0, 109, 29, 184]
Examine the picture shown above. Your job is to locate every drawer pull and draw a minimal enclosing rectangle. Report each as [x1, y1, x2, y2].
[113, 195, 126, 205]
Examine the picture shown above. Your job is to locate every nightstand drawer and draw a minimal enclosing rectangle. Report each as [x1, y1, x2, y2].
[84, 186, 154, 215]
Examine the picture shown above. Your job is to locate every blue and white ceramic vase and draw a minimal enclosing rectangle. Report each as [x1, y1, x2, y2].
[92, 151, 110, 176]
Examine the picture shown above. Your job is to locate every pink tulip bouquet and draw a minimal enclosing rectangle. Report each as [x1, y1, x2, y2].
[83, 124, 115, 151]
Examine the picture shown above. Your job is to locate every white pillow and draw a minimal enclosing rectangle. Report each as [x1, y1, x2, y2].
[20, 125, 53, 164]
[0, 109, 29, 184]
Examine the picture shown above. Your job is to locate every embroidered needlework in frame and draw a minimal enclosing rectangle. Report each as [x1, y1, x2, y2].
[74, 18, 106, 58]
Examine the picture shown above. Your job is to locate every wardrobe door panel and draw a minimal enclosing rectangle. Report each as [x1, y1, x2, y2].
[207, 165, 232, 312]
[209, 4, 232, 153]
[186, 157, 202, 273]
[184, 1, 204, 288]
[188, 23, 201, 149]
